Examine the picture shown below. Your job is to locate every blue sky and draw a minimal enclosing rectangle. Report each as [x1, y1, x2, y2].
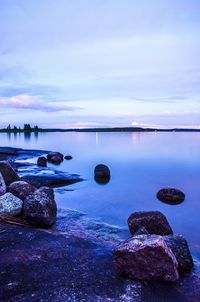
[0, 0, 200, 128]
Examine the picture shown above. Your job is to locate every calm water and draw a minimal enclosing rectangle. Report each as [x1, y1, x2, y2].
[1, 131, 200, 260]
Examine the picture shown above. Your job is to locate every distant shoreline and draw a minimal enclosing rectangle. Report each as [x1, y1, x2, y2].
[1, 127, 200, 133]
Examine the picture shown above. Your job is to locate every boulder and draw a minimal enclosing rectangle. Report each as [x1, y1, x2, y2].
[128, 211, 173, 235]
[0, 161, 20, 185]
[0, 192, 23, 216]
[113, 234, 179, 282]
[23, 187, 57, 228]
[164, 235, 193, 272]
[37, 156, 47, 167]
[64, 155, 73, 160]
[134, 226, 149, 236]
[94, 164, 110, 184]
[157, 188, 185, 204]
[0, 172, 6, 196]
[47, 152, 64, 165]
[8, 181, 37, 201]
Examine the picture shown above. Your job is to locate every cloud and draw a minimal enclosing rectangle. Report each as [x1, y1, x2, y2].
[0, 94, 81, 112]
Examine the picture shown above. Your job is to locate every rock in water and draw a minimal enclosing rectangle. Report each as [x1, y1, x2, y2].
[94, 164, 110, 184]
[0, 161, 20, 185]
[37, 156, 47, 167]
[47, 152, 64, 165]
[0, 192, 23, 216]
[128, 211, 173, 235]
[113, 234, 179, 282]
[164, 235, 193, 272]
[157, 188, 185, 204]
[64, 155, 73, 160]
[0, 172, 6, 196]
[23, 187, 57, 228]
[9, 181, 37, 201]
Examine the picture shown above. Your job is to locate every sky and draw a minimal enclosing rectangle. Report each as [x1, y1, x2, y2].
[0, 0, 200, 129]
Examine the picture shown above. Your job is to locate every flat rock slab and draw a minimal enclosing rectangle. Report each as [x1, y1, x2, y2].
[0, 223, 199, 302]
[0, 147, 49, 161]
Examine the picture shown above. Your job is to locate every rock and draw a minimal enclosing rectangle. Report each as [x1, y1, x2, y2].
[157, 188, 185, 204]
[47, 152, 64, 165]
[164, 235, 193, 272]
[0, 192, 23, 216]
[37, 156, 47, 167]
[0, 161, 20, 185]
[113, 234, 179, 282]
[21, 172, 82, 188]
[23, 187, 57, 228]
[64, 155, 73, 160]
[94, 164, 110, 184]
[8, 181, 37, 201]
[128, 211, 173, 235]
[134, 226, 149, 236]
[0, 172, 6, 196]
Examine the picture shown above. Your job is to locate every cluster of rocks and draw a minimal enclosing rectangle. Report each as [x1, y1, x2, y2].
[0, 161, 57, 228]
[113, 211, 193, 282]
[38, 151, 72, 166]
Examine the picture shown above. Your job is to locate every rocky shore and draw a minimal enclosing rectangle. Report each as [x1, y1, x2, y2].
[0, 147, 200, 301]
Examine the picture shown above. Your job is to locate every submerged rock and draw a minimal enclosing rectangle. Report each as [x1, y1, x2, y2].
[21, 172, 82, 188]
[94, 164, 110, 184]
[47, 152, 64, 165]
[113, 234, 179, 282]
[157, 188, 185, 204]
[37, 156, 47, 167]
[0, 192, 23, 216]
[0, 161, 20, 185]
[23, 187, 57, 228]
[8, 181, 37, 201]
[0, 172, 6, 196]
[64, 155, 73, 160]
[164, 235, 193, 272]
[128, 211, 173, 235]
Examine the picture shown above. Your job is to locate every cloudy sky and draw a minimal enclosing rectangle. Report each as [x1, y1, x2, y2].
[0, 0, 200, 128]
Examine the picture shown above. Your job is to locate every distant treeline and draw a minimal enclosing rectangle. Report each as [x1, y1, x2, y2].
[0, 124, 41, 133]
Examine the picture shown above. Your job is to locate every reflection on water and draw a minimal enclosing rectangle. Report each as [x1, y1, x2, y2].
[1, 131, 200, 258]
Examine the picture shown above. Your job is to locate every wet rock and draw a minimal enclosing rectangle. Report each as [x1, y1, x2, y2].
[64, 155, 73, 160]
[37, 156, 47, 167]
[128, 211, 173, 235]
[94, 164, 110, 184]
[21, 172, 82, 188]
[23, 187, 57, 228]
[164, 235, 193, 272]
[157, 188, 185, 204]
[0, 161, 20, 185]
[0, 172, 6, 196]
[0, 192, 23, 216]
[113, 234, 179, 282]
[8, 181, 37, 201]
[134, 226, 149, 236]
[47, 152, 64, 165]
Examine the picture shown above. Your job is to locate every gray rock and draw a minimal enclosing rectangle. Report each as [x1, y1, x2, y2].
[23, 187, 57, 228]
[0, 172, 6, 196]
[0, 161, 20, 185]
[47, 152, 64, 165]
[0, 192, 23, 216]
[128, 211, 173, 235]
[8, 181, 37, 201]
[164, 235, 193, 272]
[157, 188, 185, 204]
[113, 234, 179, 282]
[37, 156, 47, 167]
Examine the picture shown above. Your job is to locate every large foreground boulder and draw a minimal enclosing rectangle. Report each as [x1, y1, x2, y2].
[23, 187, 57, 228]
[8, 181, 37, 201]
[47, 152, 64, 165]
[0, 161, 20, 185]
[128, 211, 173, 235]
[0, 192, 23, 216]
[157, 188, 185, 204]
[0, 172, 6, 196]
[113, 234, 179, 282]
[164, 235, 193, 272]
